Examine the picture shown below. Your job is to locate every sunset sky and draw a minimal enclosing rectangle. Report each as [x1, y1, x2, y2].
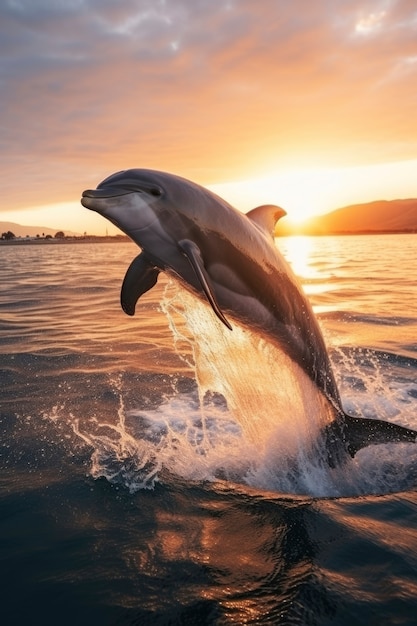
[1, 0, 417, 234]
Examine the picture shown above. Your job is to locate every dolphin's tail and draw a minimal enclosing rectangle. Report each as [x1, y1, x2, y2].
[323, 414, 417, 467]
[343, 414, 417, 458]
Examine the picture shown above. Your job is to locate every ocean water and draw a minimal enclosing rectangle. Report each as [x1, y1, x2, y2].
[1, 234, 417, 625]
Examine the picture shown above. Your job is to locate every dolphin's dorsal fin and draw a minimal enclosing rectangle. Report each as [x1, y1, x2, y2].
[121, 252, 160, 316]
[246, 205, 287, 237]
[178, 239, 233, 331]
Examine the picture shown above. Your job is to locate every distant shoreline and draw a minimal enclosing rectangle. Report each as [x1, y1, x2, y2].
[0, 231, 416, 246]
[0, 235, 131, 246]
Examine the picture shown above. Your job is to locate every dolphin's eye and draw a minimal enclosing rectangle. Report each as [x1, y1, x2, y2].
[138, 185, 162, 196]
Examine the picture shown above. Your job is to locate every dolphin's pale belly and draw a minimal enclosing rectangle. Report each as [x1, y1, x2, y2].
[209, 263, 251, 296]
[214, 282, 277, 332]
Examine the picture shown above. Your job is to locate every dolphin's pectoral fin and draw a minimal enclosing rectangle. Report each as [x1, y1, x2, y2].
[343, 414, 417, 457]
[178, 239, 233, 331]
[121, 252, 160, 316]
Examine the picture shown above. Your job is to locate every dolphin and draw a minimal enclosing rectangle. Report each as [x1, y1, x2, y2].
[81, 168, 417, 466]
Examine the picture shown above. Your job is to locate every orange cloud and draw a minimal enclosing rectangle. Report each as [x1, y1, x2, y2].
[1, 0, 417, 215]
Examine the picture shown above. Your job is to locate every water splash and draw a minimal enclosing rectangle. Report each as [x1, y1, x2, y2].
[68, 282, 417, 497]
[160, 284, 352, 495]
[70, 375, 161, 491]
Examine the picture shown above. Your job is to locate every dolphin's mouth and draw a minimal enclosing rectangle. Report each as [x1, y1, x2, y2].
[82, 180, 164, 200]
[82, 187, 134, 199]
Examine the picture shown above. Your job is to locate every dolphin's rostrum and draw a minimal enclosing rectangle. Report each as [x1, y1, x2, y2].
[81, 168, 417, 466]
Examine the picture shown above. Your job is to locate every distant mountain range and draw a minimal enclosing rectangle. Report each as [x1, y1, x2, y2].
[2, 198, 417, 240]
[0, 221, 81, 238]
[279, 198, 417, 235]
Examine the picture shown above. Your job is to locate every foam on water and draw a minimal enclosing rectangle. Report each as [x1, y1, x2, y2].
[67, 282, 417, 497]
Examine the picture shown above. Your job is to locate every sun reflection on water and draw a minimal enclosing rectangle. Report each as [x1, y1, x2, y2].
[277, 235, 317, 279]
[276, 235, 338, 314]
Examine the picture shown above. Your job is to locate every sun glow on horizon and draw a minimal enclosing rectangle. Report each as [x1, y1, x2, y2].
[210, 158, 417, 224]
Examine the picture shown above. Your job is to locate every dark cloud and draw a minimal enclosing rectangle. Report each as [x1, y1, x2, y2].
[1, 0, 417, 211]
